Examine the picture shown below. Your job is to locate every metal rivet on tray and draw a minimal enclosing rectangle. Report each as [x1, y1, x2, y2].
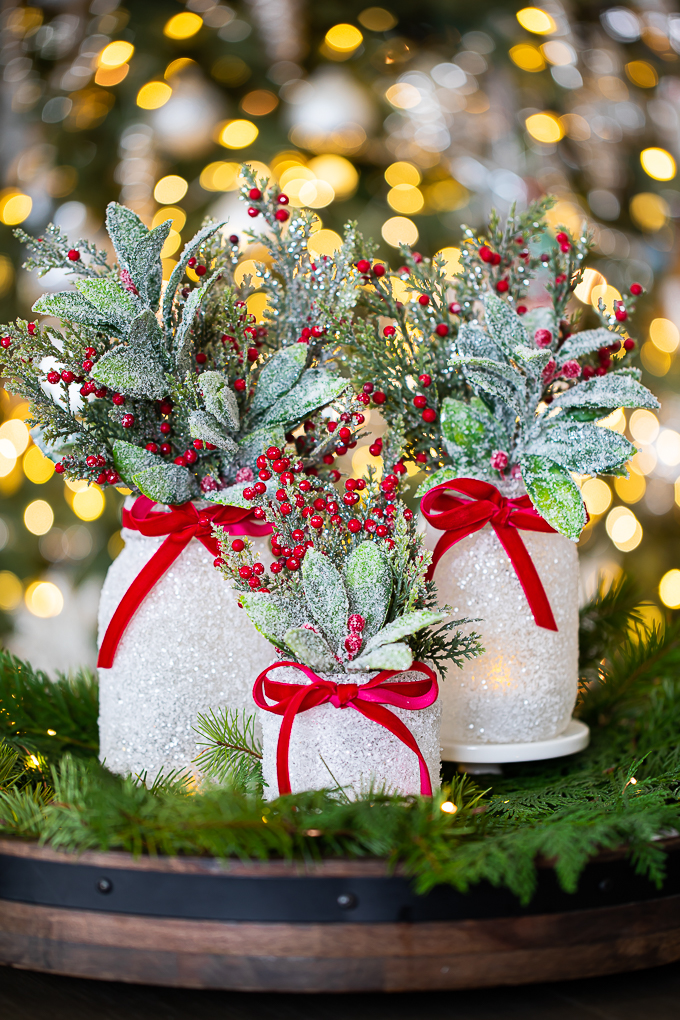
[97, 878, 113, 894]
[598, 878, 613, 893]
[337, 893, 357, 909]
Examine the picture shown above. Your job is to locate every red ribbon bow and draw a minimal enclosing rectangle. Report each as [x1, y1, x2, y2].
[97, 496, 272, 668]
[420, 478, 558, 632]
[253, 660, 438, 796]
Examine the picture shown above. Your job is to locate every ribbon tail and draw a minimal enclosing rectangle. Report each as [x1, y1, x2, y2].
[97, 530, 193, 668]
[351, 702, 433, 796]
[276, 686, 311, 796]
[492, 523, 558, 632]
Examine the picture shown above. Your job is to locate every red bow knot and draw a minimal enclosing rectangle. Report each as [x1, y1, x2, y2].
[97, 496, 272, 668]
[253, 660, 438, 796]
[420, 477, 558, 632]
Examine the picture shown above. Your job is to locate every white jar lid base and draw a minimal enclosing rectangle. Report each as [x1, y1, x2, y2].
[443, 718, 590, 765]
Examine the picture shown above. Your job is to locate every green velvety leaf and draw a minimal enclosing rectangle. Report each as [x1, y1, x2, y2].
[32, 290, 111, 328]
[130, 221, 171, 310]
[526, 420, 635, 475]
[188, 410, 238, 454]
[174, 270, 223, 375]
[415, 465, 460, 498]
[440, 396, 508, 465]
[521, 455, 586, 540]
[456, 322, 503, 362]
[350, 642, 413, 673]
[260, 369, 347, 425]
[128, 309, 165, 360]
[75, 275, 138, 328]
[484, 292, 530, 356]
[238, 591, 302, 646]
[112, 440, 158, 486]
[363, 609, 445, 654]
[342, 541, 392, 641]
[249, 345, 307, 417]
[450, 354, 526, 419]
[302, 549, 349, 650]
[162, 220, 227, 329]
[91, 346, 167, 399]
[132, 463, 196, 505]
[283, 627, 335, 671]
[520, 305, 558, 342]
[558, 327, 619, 364]
[555, 372, 659, 414]
[106, 202, 149, 273]
[199, 371, 239, 430]
[513, 344, 552, 376]
[236, 425, 286, 469]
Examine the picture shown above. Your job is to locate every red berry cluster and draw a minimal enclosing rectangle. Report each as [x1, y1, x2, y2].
[244, 184, 290, 222]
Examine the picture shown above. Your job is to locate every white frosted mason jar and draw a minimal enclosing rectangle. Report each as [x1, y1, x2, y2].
[258, 664, 441, 800]
[98, 505, 273, 780]
[422, 491, 579, 757]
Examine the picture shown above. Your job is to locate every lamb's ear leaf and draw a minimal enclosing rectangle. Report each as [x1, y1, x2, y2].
[238, 591, 301, 646]
[105, 202, 149, 272]
[302, 549, 348, 649]
[128, 308, 165, 359]
[521, 455, 586, 541]
[174, 270, 223, 374]
[283, 627, 335, 671]
[131, 221, 171, 310]
[415, 465, 459, 498]
[342, 541, 392, 640]
[132, 463, 196, 505]
[349, 642, 413, 673]
[558, 327, 620, 364]
[112, 440, 158, 486]
[484, 291, 530, 355]
[75, 275, 138, 328]
[555, 372, 659, 413]
[32, 291, 110, 328]
[363, 610, 446, 654]
[188, 410, 238, 454]
[249, 345, 307, 417]
[162, 220, 227, 328]
[91, 347, 167, 399]
[525, 420, 635, 475]
[235, 425, 286, 469]
[200, 371, 240, 429]
[260, 368, 347, 425]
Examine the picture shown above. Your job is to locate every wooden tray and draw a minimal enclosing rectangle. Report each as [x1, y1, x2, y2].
[0, 837, 679, 992]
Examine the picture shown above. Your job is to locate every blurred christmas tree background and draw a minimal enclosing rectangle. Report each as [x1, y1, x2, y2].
[1, 0, 679, 672]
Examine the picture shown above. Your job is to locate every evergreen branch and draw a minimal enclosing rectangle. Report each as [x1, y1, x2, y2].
[193, 707, 263, 791]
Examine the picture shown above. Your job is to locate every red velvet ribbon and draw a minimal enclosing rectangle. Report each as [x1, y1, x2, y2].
[420, 478, 558, 632]
[253, 660, 438, 796]
[97, 496, 272, 668]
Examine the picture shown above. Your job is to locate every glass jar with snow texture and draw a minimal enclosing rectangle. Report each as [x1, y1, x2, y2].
[97, 505, 273, 780]
[421, 489, 579, 757]
[259, 665, 441, 800]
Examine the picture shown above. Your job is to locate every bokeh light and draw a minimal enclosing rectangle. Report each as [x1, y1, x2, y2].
[581, 478, 612, 516]
[307, 229, 343, 257]
[640, 147, 676, 182]
[436, 247, 463, 278]
[23, 446, 54, 484]
[324, 24, 363, 54]
[381, 216, 418, 247]
[516, 7, 556, 34]
[136, 82, 172, 110]
[0, 189, 32, 225]
[649, 319, 680, 354]
[98, 41, 134, 68]
[24, 580, 63, 618]
[659, 570, 680, 609]
[164, 12, 203, 40]
[509, 44, 545, 72]
[0, 571, 22, 612]
[72, 485, 104, 522]
[525, 113, 564, 143]
[606, 506, 643, 552]
[218, 120, 259, 149]
[154, 175, 188, 204]
[24, 500, 54, 536]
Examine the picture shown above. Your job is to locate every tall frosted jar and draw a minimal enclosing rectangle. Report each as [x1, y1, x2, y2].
[98, 507, 273, 780]
[422, 504, 579, 757]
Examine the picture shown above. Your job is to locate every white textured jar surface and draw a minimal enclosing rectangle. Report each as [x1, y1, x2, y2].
[423, 520, 579, 752]
[260, 665, 441, 800]
[98, 524, 273, 779]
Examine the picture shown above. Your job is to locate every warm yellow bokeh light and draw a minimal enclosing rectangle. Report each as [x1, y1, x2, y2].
[387, 184, 424, 214]
[200, 161, 240, 192]
[0, 419, 29, 456]
[154, 175, 188, 205]
[573, 267, 606, 305]
[590, 283, 622, 315]
[436, 247, 463, 278]
[0, 570, 22, 612]
[649, 318, 680, 354]
[25, 580, 63, 618]
[246, 292, 270, 322]
[164, 12, 203, 39]
[95, 64, 129, 87]
[98, 41, 134, 68]
[385, 82, 421, 109]
[298, 179, 335, 209]
[640, 147, 676, 182]
[24, 499, 54, 536]
[136, 81, 172, 110]
[625, 61, 658, 88]
[581, 478, 612, 517]
[234, 260, 263, 289]
[218, 119, 259, 149]
[152, 206, 186, 232]
[509, 44, 545, 72]
[659, 569, 680, 609]
[72, 485, 104, 522]
[23, 446, 54, 484]
[516, 7, 556, 34]
[164, 57, 196, 80]
[630, 192, 670, 232]
[0, 442, 16, 477]
[606, 506, 642, 552]
[381, 216, 418, 248]
[629, 409, 659, 446]
[541, 40, 574, 65]
[641, 341, 671, 377]
[352, 444, 382, 480]
[525, 112, 564, 143]
[385, 162, 421, 187]
[657, 429, 680, 467]
[325, 23, 363, 52]
[598, 408, 626, 434]
[160, 231, 181, 258]
[307, 229, 343, 257]
[162, 258, 177, 281]
[0, 190, 32, 226]
[615, 473, 646, 504]
[308, 155, 359, 199]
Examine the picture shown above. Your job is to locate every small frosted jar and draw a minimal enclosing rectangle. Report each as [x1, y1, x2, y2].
[98, 502, 273, 780]
[259, 664, 441, 800]
[421, 487, 579, 756]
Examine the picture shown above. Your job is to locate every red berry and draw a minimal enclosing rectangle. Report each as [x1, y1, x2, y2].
[413, 395, 427, 410]
[479, 246, 493, 263]
[376, 524, 388, 537]
[213, 558, 224, 569]
[239, 565, 253, 579]
[560, 242, 570, 253]
[196, 352, 207, 364]
[581, 365, 595, 379]
[234, 378, 246, 391]
[174, 454, 186, 466]
[630, 283, 643, 296]
[373, 264, 385, 277]
[247, 207, 260, 218]
[496, 279, 509, 293]
[435, 323, 448, 337]
[247, 347, 259, 362]
[112, 392, 125, 406]
[279, 503, 292, 515]
[67, 249, 80, 261]
[362, 382, 374, 394]
[27, 322, 36, 335]
[555, 232, 568, 243]
[338, 427, 351, 442]
[449, 302, 462, 314]
[252, 562, 265, 576]
[516, 305, 527, 315]
[356, 259, 371, 273]
[160, 422, 171, 435]
[85, 347, 96, 357]
[422, 408, 436, 423]
[145, 442, 158, 453]
[185, 449, 198, 464]
[106, 469, 119, 484]
[270, 561, 282, 574]
[47, 371, 60, 384]
[403, 509, 413, 521]
[54, 462, 64, 474]
[490, 252, 501, 266]
[383, 325, 396, 337]
[61, 370, 75, 384]
[160, 443, 172, 455]
[82, 359, 93, 372]
[286, 557, 300, 570]
[1, 336, 14, 349]
[267, 446, 281, 460]
[624, 339, 635, 351]
[418, 373, 432, 387]
[344, 633, 362, 655]
[347, 518, 361, 533]
[343, 492, 359, 506]
[596, 366, 607, 376]
[418, 294, 429, 307]
[299, 479, 312, 492]
[615, 309, 628, 322]
[275, 209, 290, 222]
[196, 265, 207, 277]
[248, 187, 262, 200]
[277, 193, 289, 205]
[415, 452, 427, 463]
[310, 515, 324, 529]
[372, 391, 386, 405]
[243, 487, 255, 500]
[80, 382, 94, 396]
[231, 538, 245, 552]
[534, 329, 553, 348]
[187, 258, 197, 268]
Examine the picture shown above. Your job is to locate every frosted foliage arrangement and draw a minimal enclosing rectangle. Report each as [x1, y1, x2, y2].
[98, 525, 272, 779]
[260, 665, 442, 800]
[423, 521, 579, 749]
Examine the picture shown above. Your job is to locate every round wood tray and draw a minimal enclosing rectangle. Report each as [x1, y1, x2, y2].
[0, 837, 679, 992]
